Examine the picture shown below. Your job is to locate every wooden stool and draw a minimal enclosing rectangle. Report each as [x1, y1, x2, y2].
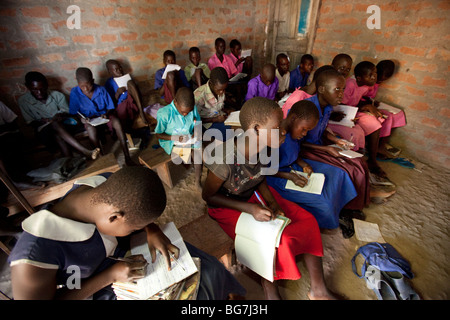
[138, 147, 174, 188]
[179, 214, 234, 270]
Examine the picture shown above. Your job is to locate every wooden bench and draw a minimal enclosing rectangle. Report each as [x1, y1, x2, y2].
[139, 147, 174, 188]
[2, 153, 120, 216]
[179, 213, 235, 270]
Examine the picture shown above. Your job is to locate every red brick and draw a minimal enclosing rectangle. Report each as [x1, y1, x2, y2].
[38, 53, 64, 63]
[374, 44, 395, 53]
[142, 32, 158, 40]
[117, 7, 133, 15]
[421, 117, 442, 128]
[114, 46, 131, 53]
[424, 130, 447, 144]
[439, 107, 450, 117]
[101, 34, 117, 43]
[339, 18, 358, 25]
[408, 101, 430, 111]
[91, 49, 109, 57]
[433, 93, 447, 100]
[380, 3, 402, 11]
[422, 76, 446, 87]
[135, 44, 150, 52]
[411, 62, 437, 73]
[45, 37, 68, 47]
[22, 23, 42, 33]
[438, 0, 450, 9]
[146, 53, 160, 61]
[178, 29, 191, 37]
[83, 20, 101, 28]
[351, 43, 370, 51]
[406, 2, 433, 11]
[2, 57, 30, 67]
[0, 8, 16, 16]
[349, 29, 362, 36]
[9, 40, 37, 50]
[399, 47, 427, 57]
[396, 72, 417, 84]
[405, 86, 425, 96]
[335, 4, 352, 13]
[155, 42, 168, 50]
[21, 7, 50, 18]
[66, 50, 89, 60]
[72, 35, 95, 44]
[92, 7, 114, 16]
[108, 20, 126, 28]
[415, 18, 445, 27]
[61, 62, 78, 71]
[120, 32, 138, 41]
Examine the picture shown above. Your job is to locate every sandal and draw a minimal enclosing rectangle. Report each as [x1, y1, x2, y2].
[365, 266, 398, 300]
[385, 143, 401, 157]
[339, 216, 355, 239]
[381, 271, 420, 300]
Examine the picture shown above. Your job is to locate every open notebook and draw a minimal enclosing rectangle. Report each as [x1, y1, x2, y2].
[112, 222, 198, 300]
[224, 111, 241, 127]
[114, 74, 132, 89]
[329, 144, 364, 158]
[285, 171, 325, 195]
[328, 104, 359, 128]
[235, 212, 290, 282]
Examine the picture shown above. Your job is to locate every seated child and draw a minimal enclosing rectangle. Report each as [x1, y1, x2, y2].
[104, 59, 149, 131]
[207, 38, 238, 79]
[267, 100, 358, 230]
[18, 71, 100, 160]
[194, 67, 232, 141]
[289, 54, 314, 91]
[282, 65, 335, 118]
[299, 69, 395, 212]
[245, 63, 279, 101]
[366, 60, 406, 158]
[227, 39, 253, 78]
[8, 166, 246, 300]
[331, 53, 353, 79]
[275, 53, 291, 100]
[69, 67, 135, 166]
[154, 50, 190, 104]
[155, 87, 203, 189]
[184, 47, 211, 90]
[339, 61, 400, 181]
[202, 97, 339, 300]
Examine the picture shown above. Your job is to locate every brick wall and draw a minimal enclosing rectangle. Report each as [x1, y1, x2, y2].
[312, 0, 450, 169]
[0, 0, 269, 119]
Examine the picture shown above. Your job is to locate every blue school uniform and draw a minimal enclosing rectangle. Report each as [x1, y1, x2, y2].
[304, 94, 333, 145]
[266, 133, 357, 229]
[155, 101, 201, 155]
[104, 77, 128, 105]
[69, 84, 115, 118]
[8, 174, 246, 300]
[289, 66, 309, 91]
[154, 67, 190, 99]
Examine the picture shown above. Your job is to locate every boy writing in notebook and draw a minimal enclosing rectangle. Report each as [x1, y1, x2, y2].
[245, 63, 279, 101]
[154, 50, 190, 104]
[184, 47, 211, 90]
[69, 67, 135, 166]
[155, 87, 203, 190]
[8, 166, 246, 300]
[203, 97, 339, 300]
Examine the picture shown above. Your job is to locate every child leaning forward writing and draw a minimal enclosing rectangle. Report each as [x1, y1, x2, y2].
[155, 87, 203, 190]
[202, 97, 339, 300]
[8, 167, 246, 300]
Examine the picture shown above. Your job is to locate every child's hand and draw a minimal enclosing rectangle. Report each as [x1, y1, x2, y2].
[361, 104, 382, 118]
[109, 255, 148, 283]
[214, 114, 228, 123]
[268, 201, 285, 218]
[326, 145, 342, 158]
[336, 139, 354, 150]
[290, 172, 309, 188]
[251, 203, 274, 222]
[302, 164, 313, 177]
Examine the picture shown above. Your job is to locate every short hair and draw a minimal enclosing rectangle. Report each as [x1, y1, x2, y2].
[25, 71, 48, 87]
[163, 50, 175, 59]
[331, 53, 352, 66]
[288, 100, 319, 121]
[91, 167, 167, 226]
[354, 61, 375, 78]
[76, 67, 93, 82]
[189, 47, 200, 55]
[300, 54, 314, 64]
[376, 60, 395, 79]
[175, 87, 194, 108]
[215, 37, 225, 46]
[312, 65, 335, 82]
[315, 68, 342, 89]
[239, 97, 280, 131]
[276, 53, 288, 64]
[105, 59, 120, 69]
[229, 39, 241, 49]
[210, 67, 228, 85]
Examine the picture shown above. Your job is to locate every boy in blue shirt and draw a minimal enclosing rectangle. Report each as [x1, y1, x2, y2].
[289, 54, 314, 91]
[69, 67, 135, 166]
[155, 87, 202, 189]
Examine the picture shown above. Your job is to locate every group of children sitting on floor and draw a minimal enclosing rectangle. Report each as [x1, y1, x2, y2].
[3, 36, 406, 300]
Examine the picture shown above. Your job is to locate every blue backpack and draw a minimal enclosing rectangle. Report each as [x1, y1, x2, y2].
[351, 242, 414, 279]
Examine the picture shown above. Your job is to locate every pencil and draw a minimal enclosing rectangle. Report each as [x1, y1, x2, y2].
[169, 251, 186, 271]
[253, 191, 267, 208]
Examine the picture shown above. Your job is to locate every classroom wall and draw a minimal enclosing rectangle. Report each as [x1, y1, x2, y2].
[0, 0, 269, 116]
[311, 0, 450, 169]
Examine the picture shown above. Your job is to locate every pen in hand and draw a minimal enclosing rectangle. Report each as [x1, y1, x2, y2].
[169, 251, 186, 271]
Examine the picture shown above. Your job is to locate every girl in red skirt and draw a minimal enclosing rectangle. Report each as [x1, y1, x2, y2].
[202, 97, 338, 300]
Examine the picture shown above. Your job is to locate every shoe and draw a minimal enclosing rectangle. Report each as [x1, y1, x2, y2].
[369, 173, 395, 187]
[381, 271, 420, 300]
[385, 143, 401, 157]
[339, 216, 354, 239]
[365, 266, 398, 300]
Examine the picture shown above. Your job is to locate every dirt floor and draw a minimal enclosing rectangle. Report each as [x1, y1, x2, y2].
[1, 134, 449, 300]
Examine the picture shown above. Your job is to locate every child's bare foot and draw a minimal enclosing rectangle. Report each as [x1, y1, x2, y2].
[90, 148, 101, 160]
[307, 289, 340, 300]
[261, 278, 282, 300]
